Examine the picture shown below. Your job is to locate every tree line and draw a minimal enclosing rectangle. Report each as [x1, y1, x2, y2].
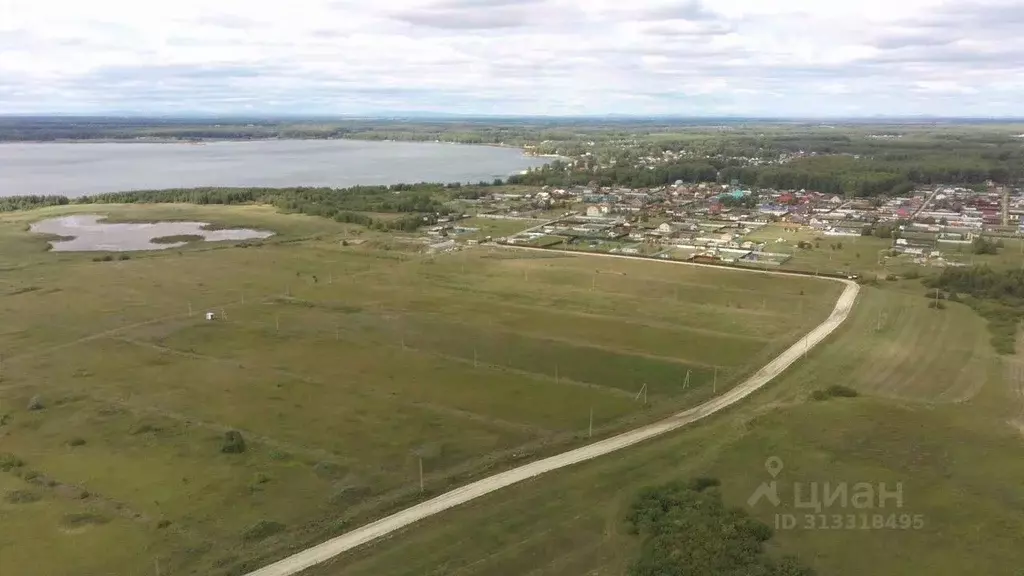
[510, 152, 1017, 196]
[0, 181, 510, 232]
[924, 265, 1024, 354]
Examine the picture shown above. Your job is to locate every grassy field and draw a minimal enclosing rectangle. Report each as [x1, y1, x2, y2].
[0, 204, 840, 576]
[302, 282, 1024, 576]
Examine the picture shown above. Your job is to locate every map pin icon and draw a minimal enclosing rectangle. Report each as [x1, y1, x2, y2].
[765, 456, 784, 478]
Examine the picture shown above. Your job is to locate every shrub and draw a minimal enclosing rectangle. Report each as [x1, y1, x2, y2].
[903, 269, 921, 280]
[928, 300, 947, 310]
[0, 453, 25, 471]
[242, 520, 285, 542]
[61, 513, 110, 528]
[129, 422, 161, 435]
[27, 395, 44, 411]
[687, 476, 721, 492]
[67, 437, 87, 447]
[811, 385, 859, 401]
[826, 385, 859, 398]
[157, 519, 172, 530]
[118, 254, 131, 261]
[221, 430, 247, 454]
[625, 478, 815, 576]
[4, 490, 40, 504]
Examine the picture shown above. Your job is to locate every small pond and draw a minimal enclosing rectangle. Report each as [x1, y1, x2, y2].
[30, 215, 274, 252]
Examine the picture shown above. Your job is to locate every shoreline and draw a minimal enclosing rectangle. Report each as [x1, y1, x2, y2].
[0, 136, 558, 157]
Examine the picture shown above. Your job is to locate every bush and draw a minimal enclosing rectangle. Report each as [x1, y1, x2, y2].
[242, 520, 286, 542]
[67, 437, 87, 447]
[4, 490, 40, 504]
[117, 254, 131, 261]
[626, 478, 815, 576]
[826, 385, 859, 398]
[27, 395, 44, 411]
[221, 430, 246, 454]
[928, 300, 947, 309]
[903, 269, 921, 280]
[0, 453, 25, 471]
[811, 385, 859, 401]
[61, 513, 110, 528]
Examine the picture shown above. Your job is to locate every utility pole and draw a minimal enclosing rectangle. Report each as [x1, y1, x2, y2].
[683, 369, 690, 389]
[275, 314, 280, 332]
[418, 457, 424, 493]
[188, 302, 192, 317]
[713, 367, 717, 394]
[588, 407, 593, 438]
[221, 308, 227, 321]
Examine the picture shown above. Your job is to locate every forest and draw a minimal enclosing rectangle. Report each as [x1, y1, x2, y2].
[509, 151, 1018, 196]
[2, 117, 1021, 199]
[0, 182, 503, 232]
[924, 265, 1024, 354]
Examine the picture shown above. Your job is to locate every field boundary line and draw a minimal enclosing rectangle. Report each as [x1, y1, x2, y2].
[243, 248, 860, 576]
[112, 336, 557, 437]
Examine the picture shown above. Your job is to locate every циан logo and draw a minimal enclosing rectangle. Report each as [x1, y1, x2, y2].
[747, 456, 926, 531]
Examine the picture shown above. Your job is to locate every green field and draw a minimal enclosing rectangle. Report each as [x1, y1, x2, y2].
[305, 283, 1024, 576]
[0, 204, 840, 576]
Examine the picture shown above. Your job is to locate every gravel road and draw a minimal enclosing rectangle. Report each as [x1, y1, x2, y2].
[245, 249, 860, 576]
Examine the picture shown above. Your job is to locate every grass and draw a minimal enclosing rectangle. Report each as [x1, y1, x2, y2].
[303, 284, 1024, 576]
[0, 203, 838, 576]
[151, 234, 206, 244]
[456, 216, 544, 241]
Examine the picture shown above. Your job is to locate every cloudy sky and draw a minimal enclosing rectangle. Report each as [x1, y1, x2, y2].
[1, 0, 1022, 117]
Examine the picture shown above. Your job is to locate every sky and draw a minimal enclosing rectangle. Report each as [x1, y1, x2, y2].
[1, 0, 1022, 117]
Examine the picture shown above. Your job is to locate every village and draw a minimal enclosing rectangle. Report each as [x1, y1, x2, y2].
[418, 181, 1024, 275]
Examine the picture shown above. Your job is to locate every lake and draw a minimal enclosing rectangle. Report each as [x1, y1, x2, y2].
[31, 214, 273, 252]
[0, 140, 550, 198]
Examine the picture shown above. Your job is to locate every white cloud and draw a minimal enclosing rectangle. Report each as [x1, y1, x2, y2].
[0, 0, 1022, 116]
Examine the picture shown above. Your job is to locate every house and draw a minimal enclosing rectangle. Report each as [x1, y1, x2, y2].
[428, 240, 457, 253]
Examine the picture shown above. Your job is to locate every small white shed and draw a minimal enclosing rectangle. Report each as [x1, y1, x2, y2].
[205, 312, 215, 321]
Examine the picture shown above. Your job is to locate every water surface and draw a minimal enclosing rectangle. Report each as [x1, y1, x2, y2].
[31, 214, 273, 251]
[0, 140, 548, 197]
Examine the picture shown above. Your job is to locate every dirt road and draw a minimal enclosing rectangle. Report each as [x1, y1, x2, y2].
[245, 249, 860, 576]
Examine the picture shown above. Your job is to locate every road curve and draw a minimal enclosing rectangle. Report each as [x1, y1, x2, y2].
[245, 248, 860, 576]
